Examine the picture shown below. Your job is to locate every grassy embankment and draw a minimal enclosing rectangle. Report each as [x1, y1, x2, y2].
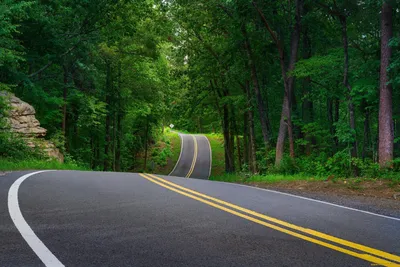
[0, 159, 88, 171]
[0, 133, 88, 171]
[0, 129, 181, 173]
[134, 128, 181, 175]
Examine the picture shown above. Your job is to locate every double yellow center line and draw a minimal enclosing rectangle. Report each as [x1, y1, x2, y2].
[185, 135, 198, 178]
[139, 173, 400, 266]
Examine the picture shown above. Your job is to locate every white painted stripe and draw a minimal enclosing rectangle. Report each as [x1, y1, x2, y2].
[8, 171, 65, 267]
[169, 133, 184, 176]
[211, 180, 400, 221]
[203, 135, 212, 179]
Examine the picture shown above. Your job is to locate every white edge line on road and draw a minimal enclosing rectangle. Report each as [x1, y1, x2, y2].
[210, 180, 400, 222]
[169, 133, 184, 176]
[203, 135, 212, 179]
[8, 170, 65, 267]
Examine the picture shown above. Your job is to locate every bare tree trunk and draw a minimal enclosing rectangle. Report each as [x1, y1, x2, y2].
[379, 1, 394, 167]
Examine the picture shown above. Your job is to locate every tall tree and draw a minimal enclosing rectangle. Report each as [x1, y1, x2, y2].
[379, 1, 394, 167]
[253, 0, 303, 165]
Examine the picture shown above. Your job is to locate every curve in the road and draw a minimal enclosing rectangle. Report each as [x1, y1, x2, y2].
[169, 133, 211, 179]
[8, 170, 64, 267]
[2, 170, 400, 267]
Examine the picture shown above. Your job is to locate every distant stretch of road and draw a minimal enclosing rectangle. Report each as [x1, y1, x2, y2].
[1, 170, 399, 266]
[169, 133, 211, 179]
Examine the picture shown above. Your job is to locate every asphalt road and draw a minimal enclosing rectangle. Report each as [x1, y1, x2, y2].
[1, 170, 399, 266]
[169, 134, 211, 179]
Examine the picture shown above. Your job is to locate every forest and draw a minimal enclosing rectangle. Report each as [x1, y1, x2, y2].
[1, 0, 399, 180]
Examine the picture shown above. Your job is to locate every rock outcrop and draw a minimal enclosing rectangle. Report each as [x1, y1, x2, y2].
[1, 92, 64, 162]
[5, 93, 47, 137]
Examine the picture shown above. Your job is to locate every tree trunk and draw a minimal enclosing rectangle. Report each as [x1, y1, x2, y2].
[95, 137, 100, 169]
[231, 108, 242, 169]
[327, 97, 335, 154]
[243, 112, 249, 166]
[301, 24, 314, 155]
[112, 113, 116, 171]
[378, 1, 394, 167]
[143, 118, 149, 172]
[362, 107, 371, 160]
[248, 109, 257, 173]
[115, 111, 122, 172]
[222, 102, 234, 173]
[103, 106, 111, 172]
[229, 126, 235, 171]
[103, 62, 112, 171]
[302, 88, 314, 155]
[115, 62, 122, 172]
[62, 65, 68, 140]
[274, 0, 303, 165]
[242, 25, 270, 148]
[334, 98, 340, 151]
[90, 134, 94, 169]
[246, 81, 258, 173]
[340, 16, 358, 159]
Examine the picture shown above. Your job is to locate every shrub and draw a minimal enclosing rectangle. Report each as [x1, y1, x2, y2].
[0, 132, 44, 160]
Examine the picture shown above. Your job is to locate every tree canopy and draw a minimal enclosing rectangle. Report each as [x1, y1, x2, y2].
[1, 0, 399, 177]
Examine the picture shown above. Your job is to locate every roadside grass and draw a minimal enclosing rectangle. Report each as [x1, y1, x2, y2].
[167, 130, 181, 167]
[134, 128, 181, 175]
[0, 159, 88, 171]
[203, 133, 225, 176]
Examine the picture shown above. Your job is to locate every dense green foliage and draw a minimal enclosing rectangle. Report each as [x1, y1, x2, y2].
[0, 0, 180, 171]
[165, 0, 400, 179]
[1, 0, 399, 179]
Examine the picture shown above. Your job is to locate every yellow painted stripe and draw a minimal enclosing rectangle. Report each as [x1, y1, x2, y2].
[146, 173, 400, 263]
[185, 135, 198, 178]
[140, 173, 400, 266]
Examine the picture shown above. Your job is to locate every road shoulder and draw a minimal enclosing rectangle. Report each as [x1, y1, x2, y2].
[246, 181, 400, 219]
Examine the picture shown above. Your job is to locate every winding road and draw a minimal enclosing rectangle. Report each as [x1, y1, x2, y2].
[169, 133, 211, 179]
[0, 134, 399, 266]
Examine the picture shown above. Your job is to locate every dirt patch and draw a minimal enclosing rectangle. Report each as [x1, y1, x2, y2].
[249, 179, 400, 199]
